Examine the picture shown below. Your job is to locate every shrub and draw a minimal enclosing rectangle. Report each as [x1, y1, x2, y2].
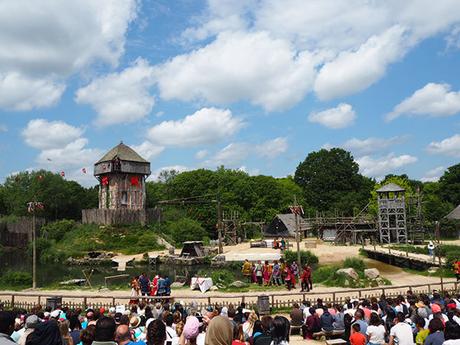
[41, 219, 76, 241]
[343, 257, 366, 272]
[163, 218, 208, 245]
[312, 265, 339, 283]
[0, 271, 32, 287]
[197, 269, 235, 287]
[284, 250, 319, 266]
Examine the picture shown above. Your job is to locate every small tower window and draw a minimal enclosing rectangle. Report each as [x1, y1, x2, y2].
[121, 191, 128, 205]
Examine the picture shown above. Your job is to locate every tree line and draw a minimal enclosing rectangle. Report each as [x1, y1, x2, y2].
[0, 148, 459, 238]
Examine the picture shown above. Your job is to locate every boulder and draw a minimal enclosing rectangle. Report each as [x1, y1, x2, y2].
[171, 281, 186, 288]
[210, 286, 219, 291]
[230, 280, 247, 288]
[337, 268, 359, 280]
[364, 268, 380, 279]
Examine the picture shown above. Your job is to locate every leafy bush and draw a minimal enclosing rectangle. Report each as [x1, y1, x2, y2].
[312, 265, 339, 283]
[196, 268, 235, 287]
[41, 219, 77, 241]
[162, 218, 208, 245]
[284, 250, 319, 266]
[343, 257, 366, 271]
[0, 271, 32, 287]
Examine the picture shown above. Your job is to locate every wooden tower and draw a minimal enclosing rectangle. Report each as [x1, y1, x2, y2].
[377, 183, 407, 244]
[94, 142, 151, 210]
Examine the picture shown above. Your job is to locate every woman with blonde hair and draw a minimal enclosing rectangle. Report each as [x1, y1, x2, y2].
[243, 312, 258, 341]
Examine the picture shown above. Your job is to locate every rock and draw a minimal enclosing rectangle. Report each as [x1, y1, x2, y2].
[337, 268, 359, 280]
[428, 267, 438, 274]
[230, 280, 247, 288]
[364, 268, 380, 279]
[210, 286, 219, 291]
[171, 281, 186, 288]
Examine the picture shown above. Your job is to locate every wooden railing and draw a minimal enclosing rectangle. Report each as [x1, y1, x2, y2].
[0, 280, 458, 312]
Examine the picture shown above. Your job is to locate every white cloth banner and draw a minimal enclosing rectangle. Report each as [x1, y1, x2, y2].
[190, 277, 213, 293]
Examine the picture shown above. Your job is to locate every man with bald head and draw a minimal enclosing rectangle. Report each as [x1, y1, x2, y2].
[115, 324, 145, 345]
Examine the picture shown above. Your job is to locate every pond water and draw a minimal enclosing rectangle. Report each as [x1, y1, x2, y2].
[0, 250, 223, 288]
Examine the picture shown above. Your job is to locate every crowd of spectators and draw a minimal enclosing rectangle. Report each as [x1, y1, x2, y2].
[292, 290, 460, 344]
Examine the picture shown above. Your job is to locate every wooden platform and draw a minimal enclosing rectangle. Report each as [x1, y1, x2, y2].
[363, 246, 444, 270]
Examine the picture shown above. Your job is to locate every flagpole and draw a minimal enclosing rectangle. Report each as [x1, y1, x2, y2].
[32, 207, 37, 289]
[294, 195, 301, 266]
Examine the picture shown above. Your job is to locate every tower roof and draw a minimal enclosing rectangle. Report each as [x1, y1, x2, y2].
[376, 183, 405, 193]
[96, 142, 148, 164]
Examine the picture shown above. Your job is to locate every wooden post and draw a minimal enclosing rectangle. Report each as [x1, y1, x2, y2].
[38, 296, 41, 305]
[11, 295, 15, 309]
[83, 297, 87, 310]
[332, 292, 336, 304]
[207, 297, 211, 305]
[112, 298, 116, 306]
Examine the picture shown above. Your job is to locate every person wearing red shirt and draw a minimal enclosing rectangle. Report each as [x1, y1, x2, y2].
[350, 323, 366, 345]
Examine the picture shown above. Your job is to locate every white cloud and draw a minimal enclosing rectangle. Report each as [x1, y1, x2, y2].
[154, 31, 317, 111]
[0, 72, 65, 111]
[421, 166, 445, 182]
[130, 141, 164, 161]
[308, 103, 356, 129]
[195, 150, 209, 160]
[75, 58, 155, 126]
[342, 136, 407, 155]
[357, 153, 417, 178]
[22, 118, 102, 186]
[427, 134, 460, 157]
[386, 83, 460, 121]
[255, 137, 288, 159]
[175, 1, 460, 106]
[314, 26, 408, 100]
[204, 143, 250, 167]
[203, 136, 288, 167]
[0, 0, 137, 110]
[148, 107, 244, 147]
[22, 119, 84, 150]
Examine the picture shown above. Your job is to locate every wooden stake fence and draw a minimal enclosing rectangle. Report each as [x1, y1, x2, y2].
[0, 280, 458, 312]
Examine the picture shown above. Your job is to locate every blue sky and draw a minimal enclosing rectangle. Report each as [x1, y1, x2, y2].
[1, 0, 460, 186]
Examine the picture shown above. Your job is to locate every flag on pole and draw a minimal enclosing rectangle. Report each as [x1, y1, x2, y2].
[60, 171, 65, 177]
[102, 176, 109, 185]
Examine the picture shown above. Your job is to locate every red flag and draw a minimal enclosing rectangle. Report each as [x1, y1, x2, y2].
[102, 176, 109, 185]
[60, 171, 65, 177]
[82, 168, 87, 174]
[130, 176, 139, 186]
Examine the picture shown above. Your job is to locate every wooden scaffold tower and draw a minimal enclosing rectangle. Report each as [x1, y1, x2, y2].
[377, 183, 407, 244]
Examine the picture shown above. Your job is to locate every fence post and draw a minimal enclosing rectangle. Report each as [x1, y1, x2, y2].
[358, 290, 362, 298]
[11, 295, 15, 309]
[83, 297, 87, 310]
[332, 292, 336, 304]
[428, 284, 431, 293]
[38, 296, 41, 306]
[112, 298, 115, 306]
[207, 297, 211, 306]
[271, 295, 274, 307]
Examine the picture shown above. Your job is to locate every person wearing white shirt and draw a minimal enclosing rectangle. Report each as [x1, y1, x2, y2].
[389, 313, 414, 345]
[366, 314, 386, 345]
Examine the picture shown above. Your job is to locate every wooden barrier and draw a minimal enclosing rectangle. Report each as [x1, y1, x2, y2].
[81, 208, 160, 225]
[0, 280, 457, 312]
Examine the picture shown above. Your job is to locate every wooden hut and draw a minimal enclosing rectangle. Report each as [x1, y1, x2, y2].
[82, 142, 159, 225]
[264, 214, 308, 238]
[94, 142, 151, 210]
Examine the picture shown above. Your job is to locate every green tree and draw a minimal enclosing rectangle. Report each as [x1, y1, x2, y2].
[2, 170, 96, 220]
[439, 164, 460, 206]
[294, 148, 373, 215]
